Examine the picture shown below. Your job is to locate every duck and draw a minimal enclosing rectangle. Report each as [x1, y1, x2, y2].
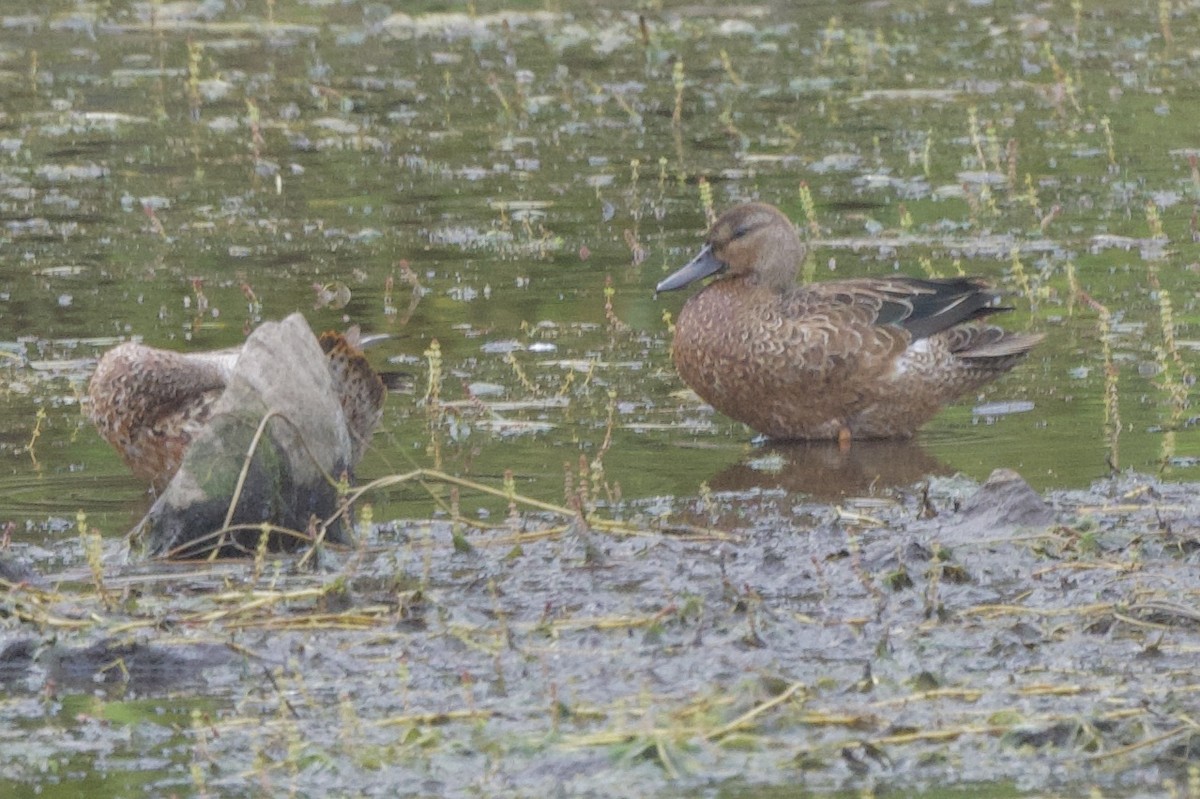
[87, 325, 385, 493]
[655, 202, 1043, 442]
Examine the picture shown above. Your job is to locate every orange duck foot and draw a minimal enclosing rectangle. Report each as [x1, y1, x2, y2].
[656, 202, 1043, 440]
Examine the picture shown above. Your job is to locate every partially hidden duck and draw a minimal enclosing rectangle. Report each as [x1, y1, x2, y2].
[656, 202, 1043, 442]
[88, 325, 385, 492]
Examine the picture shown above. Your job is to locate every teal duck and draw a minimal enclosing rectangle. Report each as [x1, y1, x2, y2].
[88, 327, 385, 492]
[656, 202, 1043, 441]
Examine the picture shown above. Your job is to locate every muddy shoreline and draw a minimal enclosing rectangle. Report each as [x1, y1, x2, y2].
[3, 469, 1199, 797]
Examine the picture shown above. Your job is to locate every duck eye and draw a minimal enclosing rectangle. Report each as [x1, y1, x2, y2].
[732, 224, 751, 240]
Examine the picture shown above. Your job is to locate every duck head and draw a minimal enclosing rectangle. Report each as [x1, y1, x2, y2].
[656, 202, 807, 294]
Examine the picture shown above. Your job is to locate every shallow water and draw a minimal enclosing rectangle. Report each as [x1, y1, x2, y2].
[3, 1, 1197, 542]
[2, 2, 1200, 795]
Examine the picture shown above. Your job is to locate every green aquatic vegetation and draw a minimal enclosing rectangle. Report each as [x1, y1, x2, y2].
[1078, 294, 1122, 473]
[798, 180, 820, 237]
[78, 509, 110, 608]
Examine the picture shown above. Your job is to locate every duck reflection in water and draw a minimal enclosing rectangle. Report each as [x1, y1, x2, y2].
[706, 439, 948, 502]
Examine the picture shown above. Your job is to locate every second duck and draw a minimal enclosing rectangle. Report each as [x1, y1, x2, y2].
[656, 202, 1043, 442]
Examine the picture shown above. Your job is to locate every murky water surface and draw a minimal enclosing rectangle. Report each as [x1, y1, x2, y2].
[2, 1, 1200, 796]
[3, 0, 1198, 538]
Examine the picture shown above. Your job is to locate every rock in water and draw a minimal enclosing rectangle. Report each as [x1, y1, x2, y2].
[939, 468, 1055, 544]
[137, 314, 372, 558]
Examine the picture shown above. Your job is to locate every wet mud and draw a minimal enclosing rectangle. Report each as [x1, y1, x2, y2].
[3, 469, 1200, 796]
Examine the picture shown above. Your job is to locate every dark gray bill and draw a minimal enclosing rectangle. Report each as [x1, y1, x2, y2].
[655, 244, 726, 294]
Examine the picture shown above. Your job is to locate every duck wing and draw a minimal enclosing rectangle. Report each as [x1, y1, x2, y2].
[785, 277, 1004, 334]
[866, 277, 1006, 337]
[774, 275, 1045, 364]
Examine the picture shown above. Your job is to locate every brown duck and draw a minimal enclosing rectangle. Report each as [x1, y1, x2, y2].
[656, 202, 1043, 442]
[88, 326, 385, 492]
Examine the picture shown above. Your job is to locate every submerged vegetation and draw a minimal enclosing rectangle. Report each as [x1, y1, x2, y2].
[1, 0, 1200, 796]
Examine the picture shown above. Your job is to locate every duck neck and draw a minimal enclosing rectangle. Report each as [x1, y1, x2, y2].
[750, 230, 803, 292]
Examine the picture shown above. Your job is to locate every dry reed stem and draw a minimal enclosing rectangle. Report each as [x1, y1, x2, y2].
[703, 681, 807, 741]
[376, 708, 494, 727]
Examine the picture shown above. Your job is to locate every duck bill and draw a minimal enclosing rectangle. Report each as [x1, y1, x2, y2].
[655, 244, 726, 293]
